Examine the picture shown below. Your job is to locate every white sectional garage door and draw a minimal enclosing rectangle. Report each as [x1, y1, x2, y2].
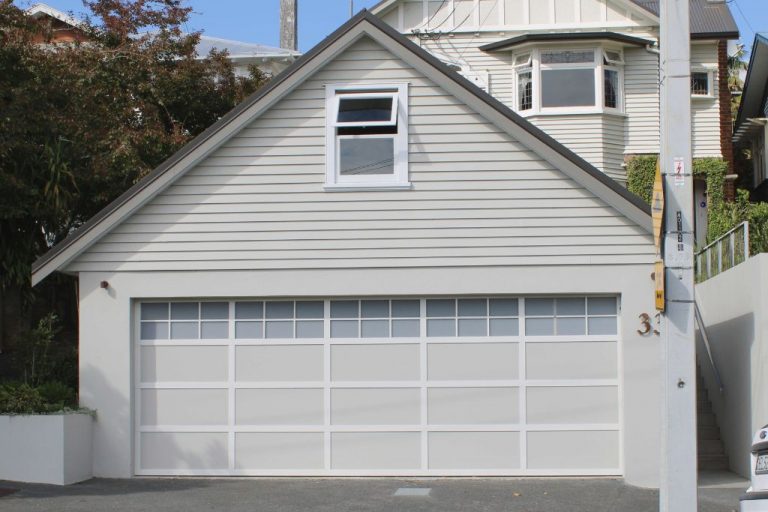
[135, 297, 621, 476]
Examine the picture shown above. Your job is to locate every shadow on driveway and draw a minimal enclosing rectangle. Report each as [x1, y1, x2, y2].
[0, 476, 745, 512]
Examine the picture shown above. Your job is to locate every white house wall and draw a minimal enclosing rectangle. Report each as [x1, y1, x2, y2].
[624, 46, 660, 154]
[69, 37, 654, 273]
[526, 114, 627, 183]
[690, 42, 722, 157]
[78, 264, 659, 486]
[380, 0, 647, 32]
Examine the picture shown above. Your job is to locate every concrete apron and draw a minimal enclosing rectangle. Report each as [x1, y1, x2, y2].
[0, 474, 749, 512]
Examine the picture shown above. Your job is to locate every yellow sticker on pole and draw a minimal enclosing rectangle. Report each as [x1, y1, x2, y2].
[652, 160, 664, 256]
[655, 259, 665, 312]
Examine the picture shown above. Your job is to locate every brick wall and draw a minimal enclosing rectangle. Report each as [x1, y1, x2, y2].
[718, 40, 736, 183]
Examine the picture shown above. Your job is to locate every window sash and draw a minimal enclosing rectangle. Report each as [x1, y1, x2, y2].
[604, 68, 620, 109]
[336, 134, 397, 179]
[691, 72, 711, 96]
[334, 92, 398, 127]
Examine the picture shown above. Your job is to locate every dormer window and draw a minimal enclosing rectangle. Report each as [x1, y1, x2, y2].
[512, 47, 624, 115]
[325, 84, 410, 190]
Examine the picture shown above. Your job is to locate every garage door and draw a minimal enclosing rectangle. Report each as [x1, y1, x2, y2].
[135, 297, 620, 476]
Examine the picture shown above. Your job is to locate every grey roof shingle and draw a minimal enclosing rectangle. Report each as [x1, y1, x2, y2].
[630, 0, 739, 38]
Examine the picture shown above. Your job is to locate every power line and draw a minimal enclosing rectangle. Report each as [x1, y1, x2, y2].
[728, 0, 755, 41]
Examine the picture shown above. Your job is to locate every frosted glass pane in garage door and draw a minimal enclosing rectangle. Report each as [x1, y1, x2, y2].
[331, 388, 420, 425]
[236, 389, 323, 426]
[140, 345, 228, 383]
[141, 432, 228, 470]
[427, 343, 518, 380]
[331, 432, 420, 470]
[428, 388, 519, 424]
[141, 389, 228, 426]
[331, 344, 419, 381]
[429, 432, 520, 469]
[526, 342, 617, 380]
[235, 433, 323, 470]
[526, 386, 618, 424]
[235, 345, 323, 382]
[527, 431, 619, 469]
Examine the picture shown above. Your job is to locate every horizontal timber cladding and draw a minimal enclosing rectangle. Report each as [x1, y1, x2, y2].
[70, 36, 653, 273]
[135, 296, 622, 476]
[525, 114, 627, 183]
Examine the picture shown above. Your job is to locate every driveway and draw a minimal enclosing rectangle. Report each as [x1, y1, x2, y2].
[0, 473, 747, 512]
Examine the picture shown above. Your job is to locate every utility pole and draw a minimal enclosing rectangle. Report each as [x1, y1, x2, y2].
[659, 0, 697, 510]
[279, 0, 298, 52]
[350, 0, 355, 18]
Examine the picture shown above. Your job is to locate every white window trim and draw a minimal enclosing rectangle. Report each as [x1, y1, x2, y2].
[691, 68, 715, 100]
[512, 46, 625, 117]
[325, 83, 410, 191]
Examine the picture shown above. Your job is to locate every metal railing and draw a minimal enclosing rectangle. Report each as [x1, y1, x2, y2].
[695, 221, 750, 282]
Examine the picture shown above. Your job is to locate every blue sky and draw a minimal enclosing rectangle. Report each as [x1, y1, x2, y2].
[13, 0, 767, 52]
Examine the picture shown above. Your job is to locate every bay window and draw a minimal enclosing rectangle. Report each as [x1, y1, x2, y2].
[512, 47, 624, 114]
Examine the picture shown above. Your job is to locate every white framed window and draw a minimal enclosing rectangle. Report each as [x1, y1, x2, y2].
[512, 47, 624, 115]
[325, 83, 410, 190]
[691, 70, 713, 98]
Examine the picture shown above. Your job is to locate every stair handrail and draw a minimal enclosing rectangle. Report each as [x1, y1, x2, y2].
[693, 292, 724, 393]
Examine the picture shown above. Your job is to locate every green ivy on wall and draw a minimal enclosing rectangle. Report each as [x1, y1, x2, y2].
[626, 156, 768, 254]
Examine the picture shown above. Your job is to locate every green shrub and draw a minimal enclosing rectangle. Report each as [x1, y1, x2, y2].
[36, 381, 77, 410]
[13, 313, 77, 388]
[708, 189, 768, 254]
[0, 383, 44, 414]
[626, 155, 657, 205]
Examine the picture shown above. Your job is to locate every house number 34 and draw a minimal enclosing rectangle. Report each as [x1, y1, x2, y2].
[637, 313, 660, 336]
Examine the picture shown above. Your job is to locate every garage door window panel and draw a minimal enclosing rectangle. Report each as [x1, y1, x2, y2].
[427, 299, 519, 337]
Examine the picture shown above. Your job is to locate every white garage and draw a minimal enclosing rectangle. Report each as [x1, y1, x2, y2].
[135, 296, 621, 476]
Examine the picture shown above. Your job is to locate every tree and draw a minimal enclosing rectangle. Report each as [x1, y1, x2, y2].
[728, 43, 748, 119]
[0, 0, 268, 365]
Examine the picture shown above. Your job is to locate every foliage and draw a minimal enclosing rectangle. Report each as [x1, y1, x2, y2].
[0, 0, 268, 293]
[728, 43, 748, 119]
[708, 189, 768, 255]
[0, 381, 79, 414]
[13, 314, 76, 387]
[626, 155, 657, 205]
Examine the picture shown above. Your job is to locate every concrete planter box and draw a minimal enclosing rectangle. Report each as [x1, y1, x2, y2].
[0, 412, 93, 485]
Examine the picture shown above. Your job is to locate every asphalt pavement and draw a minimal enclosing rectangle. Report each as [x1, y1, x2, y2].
[0, 473, 748, 512]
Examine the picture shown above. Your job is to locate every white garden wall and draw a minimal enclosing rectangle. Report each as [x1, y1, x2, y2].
[696, 253, 768, 478]
[0, 413, 93, 485]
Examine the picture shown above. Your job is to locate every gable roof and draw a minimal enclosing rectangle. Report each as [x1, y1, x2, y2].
[31, 9, 651, 286]
[195, 35, 300, 60]
[734, 34, 768, 143]
[480, 32, 654, 53]
[27, 3, 83, 28]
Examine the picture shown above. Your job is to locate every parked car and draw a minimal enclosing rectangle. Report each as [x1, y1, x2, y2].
[740, 425, 768, 511]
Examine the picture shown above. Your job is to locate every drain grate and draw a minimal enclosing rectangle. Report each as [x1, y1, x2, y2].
[394, 487, 431, 497]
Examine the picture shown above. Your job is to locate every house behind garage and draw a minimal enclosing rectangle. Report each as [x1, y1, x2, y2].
[32, 11, 660, 486]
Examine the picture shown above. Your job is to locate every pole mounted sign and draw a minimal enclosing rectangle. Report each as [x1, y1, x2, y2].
[652, 162, 665, 311]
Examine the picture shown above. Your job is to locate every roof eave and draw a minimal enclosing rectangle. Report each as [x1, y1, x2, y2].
[479, 32, 655, 52]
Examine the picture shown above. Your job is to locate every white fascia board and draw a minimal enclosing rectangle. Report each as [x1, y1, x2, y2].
[31, 25, 373, 286]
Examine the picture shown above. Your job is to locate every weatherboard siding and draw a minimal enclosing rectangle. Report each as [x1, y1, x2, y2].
[690, 42, 721, 157]
[526, 114, 627, 182]
[624, 46, 660, 155]
[69, 37, 653, 273]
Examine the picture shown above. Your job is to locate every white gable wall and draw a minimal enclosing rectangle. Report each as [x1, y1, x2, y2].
[70, 32, 660, 488]
[69, 37, 653, 273]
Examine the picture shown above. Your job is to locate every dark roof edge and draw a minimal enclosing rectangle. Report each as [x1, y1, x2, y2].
[365, 15, 651, 216]
[735, 34, 768, 131]
[480, 32, 655, 52]
[33, 9, 651, 278]
[691, 31, 739, 40]
[31, 9, 373, 275]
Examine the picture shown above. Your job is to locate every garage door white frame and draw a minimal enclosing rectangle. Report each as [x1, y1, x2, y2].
[133, 297, 623, 476]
